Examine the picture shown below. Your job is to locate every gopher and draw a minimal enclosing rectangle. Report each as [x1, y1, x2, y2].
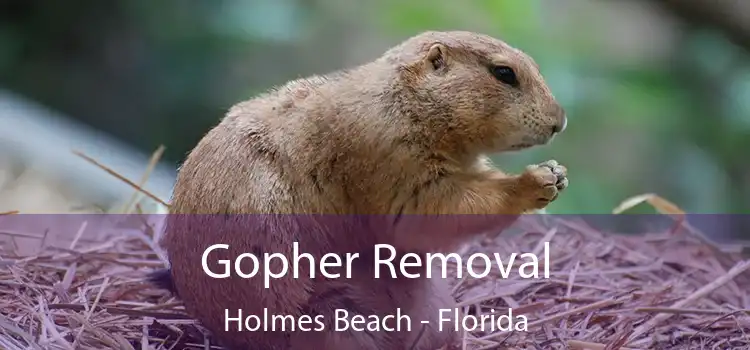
[150, 30, 568, 350]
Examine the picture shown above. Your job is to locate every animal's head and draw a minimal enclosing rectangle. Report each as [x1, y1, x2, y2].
[382, 31, 567, 155]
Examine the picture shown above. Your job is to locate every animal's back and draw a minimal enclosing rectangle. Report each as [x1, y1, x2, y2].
[161, 73, 393, 349]
[164, 81, 322, 350]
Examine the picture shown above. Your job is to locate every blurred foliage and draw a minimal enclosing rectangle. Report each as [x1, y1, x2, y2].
[0, 0, 749, 216]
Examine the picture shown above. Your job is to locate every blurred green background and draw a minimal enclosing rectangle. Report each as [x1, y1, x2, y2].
[1, 0, 749, 215]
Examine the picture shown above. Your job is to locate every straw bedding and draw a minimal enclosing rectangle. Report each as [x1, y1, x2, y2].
[1, 206, 748, 350]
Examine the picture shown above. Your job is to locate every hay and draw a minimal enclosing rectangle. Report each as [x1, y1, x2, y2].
[0, 150, 749, 349]
[0, 211, 748, 350]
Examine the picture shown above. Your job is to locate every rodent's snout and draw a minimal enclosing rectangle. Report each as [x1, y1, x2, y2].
[550, 104, 567, 135]
[552, 114, 567, 134]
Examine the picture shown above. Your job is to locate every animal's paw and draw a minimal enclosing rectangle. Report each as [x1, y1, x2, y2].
[518, 159, 568, 209]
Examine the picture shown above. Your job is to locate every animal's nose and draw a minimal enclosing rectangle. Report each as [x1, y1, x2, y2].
[550, 104, 567, 134]
[553, 115, 567, 134]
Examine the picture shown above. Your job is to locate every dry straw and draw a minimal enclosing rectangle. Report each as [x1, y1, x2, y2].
[0, 148, 749, 349]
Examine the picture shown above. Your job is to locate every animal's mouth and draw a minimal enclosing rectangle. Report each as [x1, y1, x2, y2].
[508, 134, 555, 150]
[508, 143, 535, 150]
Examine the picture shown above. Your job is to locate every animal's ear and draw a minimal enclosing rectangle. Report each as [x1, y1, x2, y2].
[424, 43, 448, 71]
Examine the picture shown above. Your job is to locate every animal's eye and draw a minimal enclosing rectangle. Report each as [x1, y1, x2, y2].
[491, 65, 518, 87]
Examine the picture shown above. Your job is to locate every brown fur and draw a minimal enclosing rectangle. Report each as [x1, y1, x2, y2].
[156, 31, 568, 350]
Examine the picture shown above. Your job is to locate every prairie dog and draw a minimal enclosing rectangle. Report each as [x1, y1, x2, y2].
[151, 30, 568, 350]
